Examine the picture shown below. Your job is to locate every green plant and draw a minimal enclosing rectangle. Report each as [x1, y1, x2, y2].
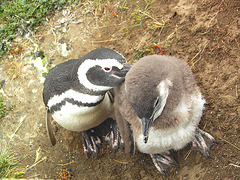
[0, 0, 74, 58]
[118, 0, 128, 10]
[119, 0, 157, 32]
[133, 42, 164, 62]
[0, 96, 7, 120]
[131, 0, 153, 23]
[0, 147, 24, 178]
[118, 1, 168, 45]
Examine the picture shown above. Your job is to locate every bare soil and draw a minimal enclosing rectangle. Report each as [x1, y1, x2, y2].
[0, 0, 239, 179]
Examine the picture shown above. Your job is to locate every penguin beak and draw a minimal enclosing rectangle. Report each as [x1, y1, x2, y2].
[113, 63, 131, 77]
[141, 117, 153, 144]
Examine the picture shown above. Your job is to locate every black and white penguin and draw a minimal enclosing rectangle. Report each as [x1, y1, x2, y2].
[114, 55, 216, 175]
[43, 48, 131, 157]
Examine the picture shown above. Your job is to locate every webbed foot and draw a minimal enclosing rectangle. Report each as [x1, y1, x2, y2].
[105, 120, 124, 152]
[82, 129, 102, 158]
[150, 150, 178, 176]
[192, 127, 217, 158]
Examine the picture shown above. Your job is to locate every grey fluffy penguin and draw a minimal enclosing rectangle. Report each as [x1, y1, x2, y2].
[43, 48, 131, 157]
[114, 55, 216, 175]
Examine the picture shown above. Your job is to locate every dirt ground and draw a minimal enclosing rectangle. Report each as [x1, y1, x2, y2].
[0, 0, 239, 179]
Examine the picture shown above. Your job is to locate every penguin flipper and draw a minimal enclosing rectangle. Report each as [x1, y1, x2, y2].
[192, 127, 217, 158]
[82, 129, 102, 158]
[150, 151, 178, 176]
[114, 108, 135, 155]
[105, 90, 127, 152]
[46, 109, 57, 146]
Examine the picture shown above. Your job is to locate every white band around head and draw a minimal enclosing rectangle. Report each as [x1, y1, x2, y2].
[78, 59, 124, 91]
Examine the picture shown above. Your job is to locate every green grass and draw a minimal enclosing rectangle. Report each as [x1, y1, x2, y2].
[119, 0, 154, 32]
[0, 0, 80, 58]
[0, 96, 20, 178]
[0, 147, 24, 178]
[0, 96, 7, 120]
[0, 96, 22, 178]
[133, 42, 165, 62]
[0, 95, 14, 121]
[0, 97, 22, 178]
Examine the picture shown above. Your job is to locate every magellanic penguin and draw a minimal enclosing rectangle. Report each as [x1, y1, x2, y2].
[43, 48, 131, 157]
[114, 55, 216, 175]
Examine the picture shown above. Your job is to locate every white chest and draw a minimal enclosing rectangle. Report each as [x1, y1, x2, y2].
[135, 122, 197, 154]
[51, 93, 114, 132]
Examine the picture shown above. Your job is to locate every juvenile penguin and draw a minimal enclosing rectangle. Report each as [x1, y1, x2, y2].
[43, 48, 130, 157]
[114, 55, 216, 175]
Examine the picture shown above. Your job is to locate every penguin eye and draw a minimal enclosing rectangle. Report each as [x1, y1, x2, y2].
[103, 67, 112, 72]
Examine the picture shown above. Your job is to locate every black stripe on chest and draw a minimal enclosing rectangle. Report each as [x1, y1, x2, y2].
[49, 98, 104, 114]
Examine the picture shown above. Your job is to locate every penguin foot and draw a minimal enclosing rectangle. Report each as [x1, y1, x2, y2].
[192, 128, 217, 158]
[105, 120, 124, 152]
[82, 129, 102, 158]
[150, 150, 178, 176]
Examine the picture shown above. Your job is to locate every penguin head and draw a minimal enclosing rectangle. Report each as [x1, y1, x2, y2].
[125, 56, 172, 144]
[78, 48, 131, 92]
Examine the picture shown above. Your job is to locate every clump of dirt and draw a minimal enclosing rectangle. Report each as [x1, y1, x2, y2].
[0, 0, 239, 179]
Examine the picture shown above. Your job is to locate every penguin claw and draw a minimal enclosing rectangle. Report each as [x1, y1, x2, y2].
[105, 120, 124, 152]
[150, 150, 178, 175]
[82, 129, 102, 158]
[192, 128, 217, 158]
